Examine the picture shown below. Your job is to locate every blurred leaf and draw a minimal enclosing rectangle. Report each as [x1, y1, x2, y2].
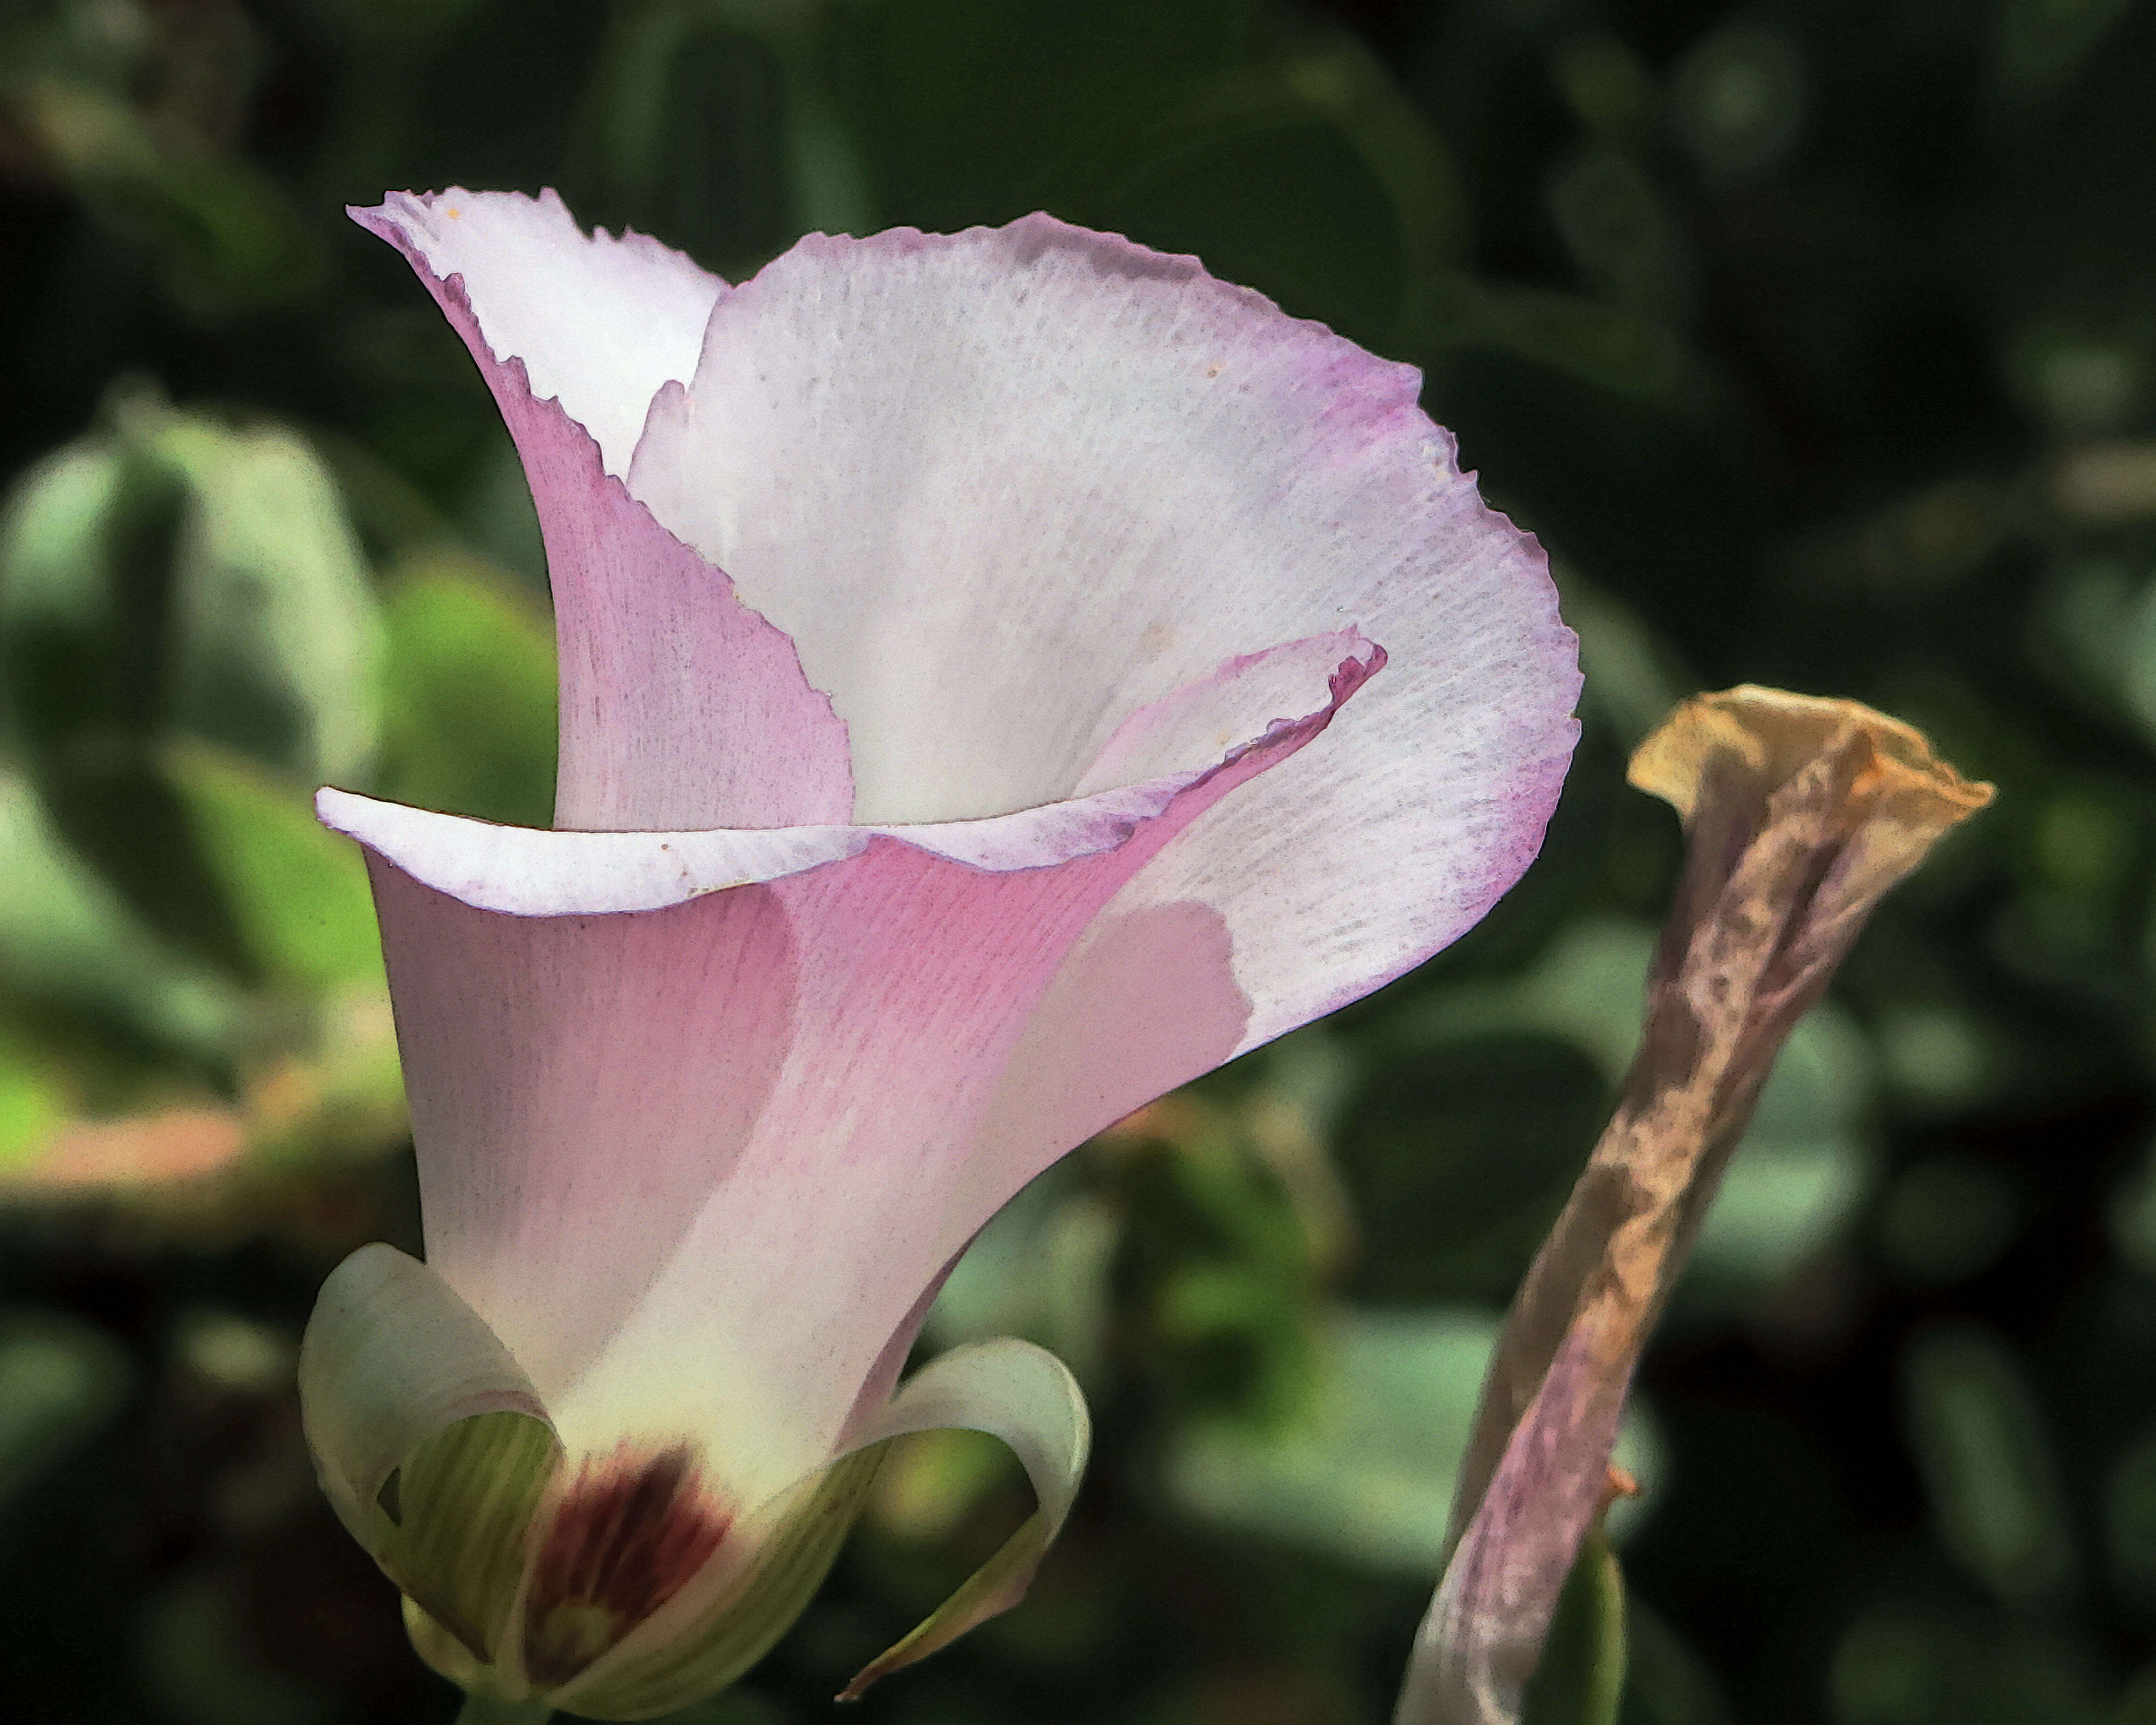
[1619, 1599, 1730, 1725]
[1071, 43, 1468, 350]
[1546, 144, 1688, 320]
[1112, 1102, 1321, 1423]
[0, 392, 385, 979]
[375, 551, 558, 828]
[1669, 20, 1806, 179]
[573, 2, 795, 267]
[926, 1164, 1117, 1384]
[1335, 1031, 1606, 1305]
[0, 1034, 66, 1171]
[2104, 1424, 2156, 1609]
[0, 1308, 130, 1505]
[866, 1426, 1016, 1546]
[1522, 1530, 1627, 1725]
[1440, 279, 1692, 403]
[144, 405, 384, 785]
[1554, 564, 1693, 750]
[1901, 1325, 2077, 1613]
[1877, 1156, 2020, 1288]
[1161, 1304, 1659, 1574]
[1392, 918, 1880, 1310]
[839, 0, 1453, 350]
[161, 737, 384, 995]
[0, 388, 382, 786]
[840, 0, 1267, 226]
[1829, 1609, 2104, 1725]
[0, 761, 241, 1057]
[6, 71, 322, 314]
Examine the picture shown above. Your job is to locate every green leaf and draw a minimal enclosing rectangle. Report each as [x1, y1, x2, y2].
[376, 554, 558, 829]
[1162, 1304, 1660, 1574]
[1901, 1324, 2077, 1612]
[0, 761, 241, 1058]
[161, 737, 385, 994]
[12, 77, 324, 312]
[146, 409, 384, 785]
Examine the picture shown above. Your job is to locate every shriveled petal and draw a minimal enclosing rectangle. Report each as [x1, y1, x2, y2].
[836, 1340, 1090, 1699]
[334, 636, 1376, 1511]
[1395, 691, 1992, 1725]
[353, 193, 851, 831]
[627, 214, 1579, 1052]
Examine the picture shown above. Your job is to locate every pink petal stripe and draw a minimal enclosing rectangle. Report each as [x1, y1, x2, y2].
[352, 195, 853, 832]
[345, 637, 1379, 1503]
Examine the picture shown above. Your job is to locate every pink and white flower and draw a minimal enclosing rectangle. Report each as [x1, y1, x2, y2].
[298, 188, 1580, 1717]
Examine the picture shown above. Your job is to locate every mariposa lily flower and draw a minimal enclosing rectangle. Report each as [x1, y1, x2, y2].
[298, 188, 1581, 1718]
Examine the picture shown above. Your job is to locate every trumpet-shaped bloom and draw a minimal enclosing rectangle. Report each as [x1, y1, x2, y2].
[298, 189, 1580, 1717]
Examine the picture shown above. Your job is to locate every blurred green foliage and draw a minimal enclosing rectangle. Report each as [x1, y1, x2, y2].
[2, 0, 2156, 1722]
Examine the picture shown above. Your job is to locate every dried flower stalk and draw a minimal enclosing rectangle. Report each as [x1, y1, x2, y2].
[1394, 687, 1993, 1725]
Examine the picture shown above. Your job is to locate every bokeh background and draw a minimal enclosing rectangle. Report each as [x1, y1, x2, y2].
[2, 0, 2153, 1720]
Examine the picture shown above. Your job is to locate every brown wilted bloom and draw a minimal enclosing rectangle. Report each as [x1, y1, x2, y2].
[1394, 687, 1993, 1725]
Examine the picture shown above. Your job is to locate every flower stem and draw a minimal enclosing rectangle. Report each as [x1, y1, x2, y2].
[454, 1696, 552, 1725]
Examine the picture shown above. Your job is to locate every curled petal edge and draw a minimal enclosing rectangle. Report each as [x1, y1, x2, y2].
[298, 1244, 562, 1664]
[317, 628, 1384, 918]
[836, 1338, 1091, 1701]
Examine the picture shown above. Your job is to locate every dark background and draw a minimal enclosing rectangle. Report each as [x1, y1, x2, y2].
[3, 1, 2155, 1722]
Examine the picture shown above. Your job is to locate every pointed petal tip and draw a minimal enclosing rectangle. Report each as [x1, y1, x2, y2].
[833, 1340, 1090, 1700]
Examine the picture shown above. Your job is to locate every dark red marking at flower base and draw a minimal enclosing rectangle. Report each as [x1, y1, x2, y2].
[522, 1444, 733, 1688]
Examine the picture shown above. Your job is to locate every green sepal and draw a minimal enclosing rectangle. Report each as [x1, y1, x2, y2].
[835, 1508, 1053, 1700]
[299, 1245, 563, 1669]
[377, 1407, 561, 1667]
[555, 1444, 889, 1721]
[835, 1339, 1091, 1701]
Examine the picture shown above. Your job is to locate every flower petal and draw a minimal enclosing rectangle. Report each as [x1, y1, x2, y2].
[353, 189, 720, 479]
[313, 628, 1379, 917]
[353, 191, 852, 831]
[835, 1339, 1090, 1699]
[627, 214, 1579, 1047]
[332, 635, 1375, 1509]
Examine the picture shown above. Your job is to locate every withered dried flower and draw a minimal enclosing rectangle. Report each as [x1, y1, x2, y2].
[1395, 687, 1993, 1725]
